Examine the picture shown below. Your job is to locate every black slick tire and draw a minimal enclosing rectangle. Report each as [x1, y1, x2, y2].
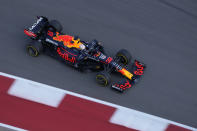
[26, 42, 42, 57]
[49, 20, 63, 32]
[116, 49, 132, 65]
[96, 71, 111, 86]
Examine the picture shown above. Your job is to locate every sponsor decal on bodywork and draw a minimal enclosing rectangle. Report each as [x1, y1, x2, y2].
[133, 61, 144, 75]
[57, 47, 76, 63]
[29, 17, 43, 31]
[112, 80, 131, 91]
[46, 38, 58, 46]
[99, 54, 106, 60]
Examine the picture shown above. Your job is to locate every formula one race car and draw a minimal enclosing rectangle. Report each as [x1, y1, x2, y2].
[24, 16, 146, 92]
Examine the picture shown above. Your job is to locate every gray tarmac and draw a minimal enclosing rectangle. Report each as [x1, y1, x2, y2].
[0, 0, 197, 128]
[0, 127, 14, 131]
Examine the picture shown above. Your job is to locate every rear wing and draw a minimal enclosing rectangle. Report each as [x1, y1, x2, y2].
[24, 16, 48, 39]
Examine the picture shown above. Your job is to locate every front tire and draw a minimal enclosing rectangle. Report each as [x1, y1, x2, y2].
[96, 71, 111, 86]
[116, 49, 132, 65]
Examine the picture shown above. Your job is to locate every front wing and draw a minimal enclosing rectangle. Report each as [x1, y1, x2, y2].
[111, 60, 146, 92]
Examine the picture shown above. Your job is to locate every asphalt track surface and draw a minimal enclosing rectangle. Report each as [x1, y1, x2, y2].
[0, 0, 197, 128]
[0, 127, 14, 131]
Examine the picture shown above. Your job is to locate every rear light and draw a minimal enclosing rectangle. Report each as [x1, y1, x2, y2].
[24, 29, 37, 38]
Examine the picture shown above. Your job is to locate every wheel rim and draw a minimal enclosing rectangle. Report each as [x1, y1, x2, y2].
[27, 46, 38, 57]
[117, 54, 128, 65]
[96, 75, 108, 86]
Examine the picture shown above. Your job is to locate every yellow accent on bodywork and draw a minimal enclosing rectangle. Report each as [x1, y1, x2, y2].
[67, 37, 83, 49]
[119, 68, 133, 80]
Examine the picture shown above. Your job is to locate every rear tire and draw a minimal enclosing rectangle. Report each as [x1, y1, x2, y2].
[26, 42, 42, 57]
[96, 71, 111, 86]
[49, 20, 63, 32]
[116, 49, 132, 65]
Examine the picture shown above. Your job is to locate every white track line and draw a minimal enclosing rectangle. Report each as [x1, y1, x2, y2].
[0, 123, 27, 131]
[8, 80, 66, 107]
[0, 72, 196, 131]
[110, 108, 168, 131]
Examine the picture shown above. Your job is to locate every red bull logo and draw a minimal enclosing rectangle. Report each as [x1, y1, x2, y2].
[53, 32, 72, 46]
[57, 47, 76, 63]
[113, 80, 131, 91]
[134, 61, 144, 75]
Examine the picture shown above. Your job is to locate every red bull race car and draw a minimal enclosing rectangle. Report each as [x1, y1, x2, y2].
[24, 16, 146, 92]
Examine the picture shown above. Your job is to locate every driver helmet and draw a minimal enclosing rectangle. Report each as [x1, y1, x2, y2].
[73, 36, 80, 41]
[70, 36, 80, 44]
